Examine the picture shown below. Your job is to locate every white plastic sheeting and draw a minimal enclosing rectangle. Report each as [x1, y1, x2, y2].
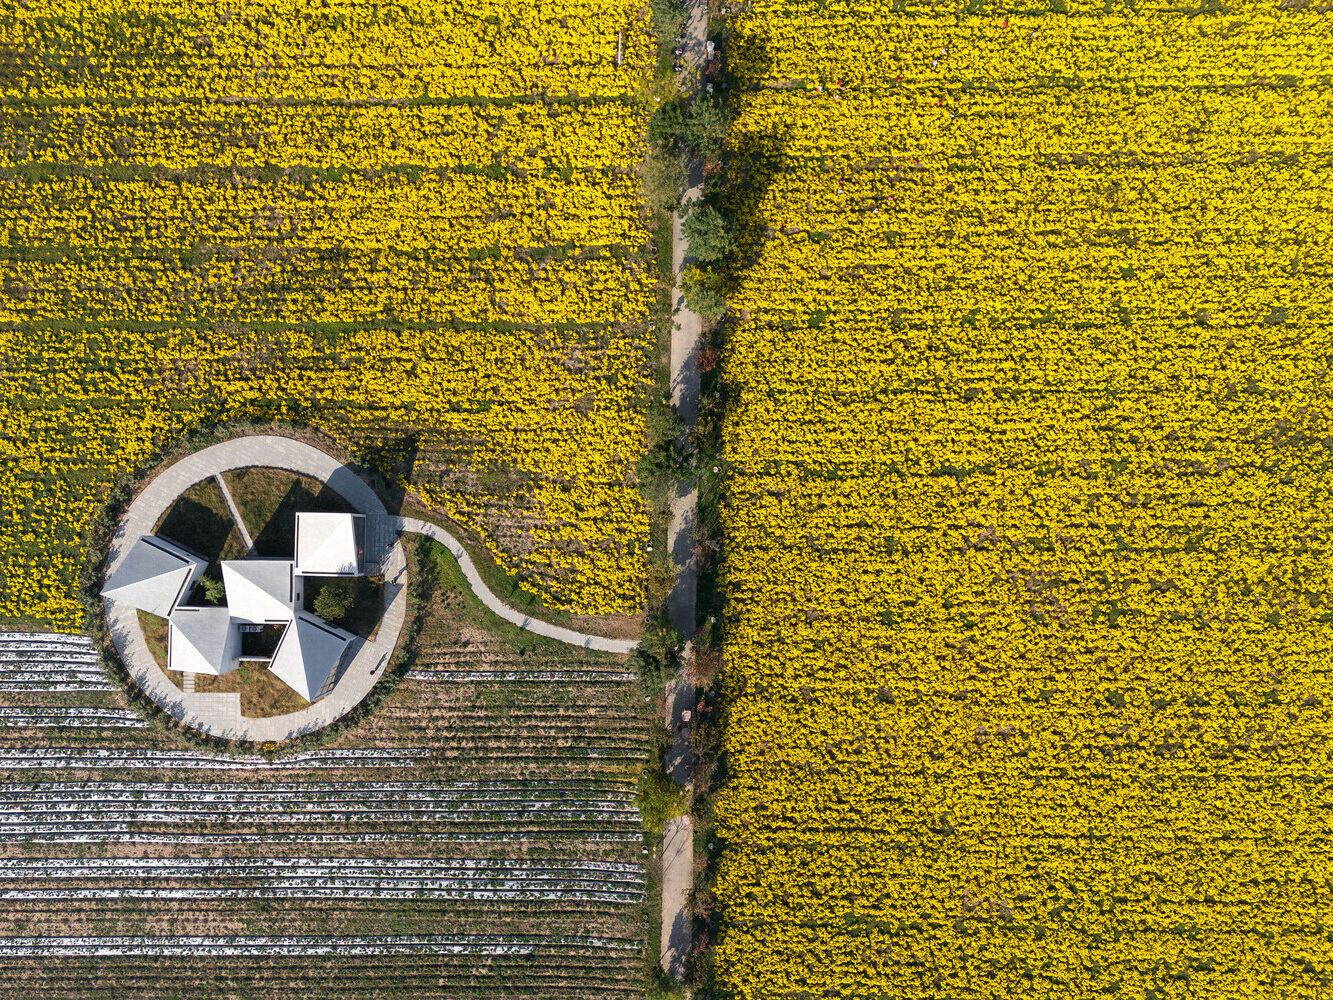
[0, 708, 147, 729]
[0, 748, 432, 770]
[0, 856, 645, 903]
[0, 933, 642, 956]
[0, 780, 641, 841]
[0, 633, 111, 692]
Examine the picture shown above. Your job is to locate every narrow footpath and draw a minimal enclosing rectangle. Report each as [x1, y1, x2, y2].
[213, 473, 255, 553]
[660, 0, 709, 982]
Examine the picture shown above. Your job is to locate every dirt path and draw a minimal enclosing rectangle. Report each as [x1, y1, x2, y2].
[660, 0, 710, 981]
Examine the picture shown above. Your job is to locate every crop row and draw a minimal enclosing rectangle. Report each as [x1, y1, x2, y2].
[0, 101, 649, 172]
[0, 778, 637, 794]
[0, 708, 146, 728]
[16, 832, 645, 848]
[0, 780, 641, 839]
[0, 856, 642, 877]
[0, 748, 435, 770]
[0, 864, 645, 906]
[0, 634, 95, 653]
[0, 959, 644, 1000]
[0, 1, 652, 102]
[0, 933, 641, 956]
[22, 831, 644, 845]
[406, 668, 635, 682]
[0, 634, 110, 692]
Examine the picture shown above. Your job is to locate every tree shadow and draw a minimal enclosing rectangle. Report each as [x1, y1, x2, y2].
[718, 30, 787, 301]
[349, 432, 421, 515]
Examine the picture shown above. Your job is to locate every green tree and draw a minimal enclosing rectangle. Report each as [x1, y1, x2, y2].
[636, 765, 689, 837]
[201, 576, 226, 606]
[629, 617, 685, 695]
[683, 265, 726, 321]
[648, 99, 687, 151]
[645, 396, 685, 447]
[313, 581, 353, 622]
[683, 202, 734, 263]
[684, 96, 729, 160]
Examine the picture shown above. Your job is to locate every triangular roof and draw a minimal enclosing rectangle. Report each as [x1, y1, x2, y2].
[102, 536, 205, 618]
[168, 606, 239, 676]
[268, 612, 354, 701]
[221, 559, 295, 624]
[294, 512, 364, 576]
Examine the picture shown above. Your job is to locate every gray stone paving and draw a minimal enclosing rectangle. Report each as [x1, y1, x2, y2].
[104, 435, 633, 743]
[660, 812, 694, 981]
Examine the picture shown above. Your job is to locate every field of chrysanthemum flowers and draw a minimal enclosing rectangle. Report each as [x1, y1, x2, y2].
[0, 0, 661, 629]
[711, 1, 1333, 997]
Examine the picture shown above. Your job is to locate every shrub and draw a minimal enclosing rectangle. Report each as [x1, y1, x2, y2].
[649, 0, 687, 31]
[683, 202, 734, 263]
[313, 580, 354, 621]
[636, 440, 693, 480]
[683, 265, 726, 321]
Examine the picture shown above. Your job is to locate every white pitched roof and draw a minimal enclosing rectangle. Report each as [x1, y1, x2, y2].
[102, 536, 205, 618]
[294, 512, 364, 576]
[268, 612, 354, 701]
[221, 559, 295, 624]
[168, 606, 239, 676]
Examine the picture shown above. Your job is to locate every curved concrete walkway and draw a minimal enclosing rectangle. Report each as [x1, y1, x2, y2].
[104, 435, 637, 743]
[398, 518, 637, 655]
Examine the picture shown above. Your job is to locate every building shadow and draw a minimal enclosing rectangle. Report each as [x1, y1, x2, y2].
[156, 495, 233, 570]
[250, 480, 355, 558]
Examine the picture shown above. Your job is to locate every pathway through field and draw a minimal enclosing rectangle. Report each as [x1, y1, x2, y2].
[660, 0, 709, 980]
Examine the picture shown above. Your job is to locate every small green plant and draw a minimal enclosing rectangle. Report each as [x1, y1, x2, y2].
[200, 575, 226, 605]
[312, 580, 353, 621]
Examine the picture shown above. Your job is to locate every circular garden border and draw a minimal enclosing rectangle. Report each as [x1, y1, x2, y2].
[101, 434, 408, 742]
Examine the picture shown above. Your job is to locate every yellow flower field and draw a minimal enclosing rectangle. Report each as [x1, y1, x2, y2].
[0, 0, 658, 628]
[716, 1, 1333, 996]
